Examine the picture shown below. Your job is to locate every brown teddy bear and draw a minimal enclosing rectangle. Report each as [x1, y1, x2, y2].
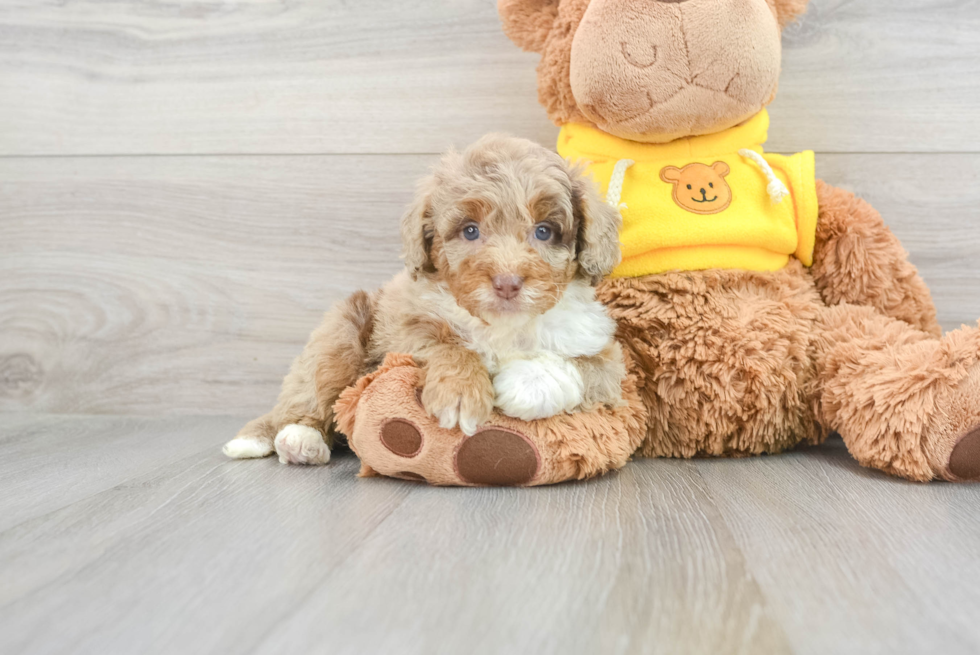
[337, 0, 980, 484]
[497, 0, 980, 482]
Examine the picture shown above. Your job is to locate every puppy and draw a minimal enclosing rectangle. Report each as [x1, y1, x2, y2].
[223, 134, 626, 465]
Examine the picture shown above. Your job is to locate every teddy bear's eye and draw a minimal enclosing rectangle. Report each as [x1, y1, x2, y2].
[709, 182, 714, 188]
[687, 184, 692, 190]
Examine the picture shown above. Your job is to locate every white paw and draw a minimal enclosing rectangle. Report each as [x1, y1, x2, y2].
[274, 424, 331, 465]
[420, 374, 493, 437]
[222, 437, 274, 459]
[432, 400, 480, 437]
[457, 412, 479, 438]
[493, 354, 584, 421]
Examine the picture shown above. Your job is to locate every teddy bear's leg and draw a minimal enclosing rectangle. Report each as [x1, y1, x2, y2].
[813, 303, 980, 481]
[811, 180, 941, 336]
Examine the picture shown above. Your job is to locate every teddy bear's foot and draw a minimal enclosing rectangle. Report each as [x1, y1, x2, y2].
[334, 353, 646, 487]
[950, 428, 980, 480]
[376, 419, 540, 486]
[274, 424, 331, 466]
[929, 363, 980, 481]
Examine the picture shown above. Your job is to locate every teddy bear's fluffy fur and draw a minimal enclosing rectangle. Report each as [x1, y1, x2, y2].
[498, 0, 980, 482]
[224, 134, 628, 467]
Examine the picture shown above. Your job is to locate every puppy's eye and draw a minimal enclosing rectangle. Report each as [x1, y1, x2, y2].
[534, 224, 553, 241]
[462, 224, 480, 241]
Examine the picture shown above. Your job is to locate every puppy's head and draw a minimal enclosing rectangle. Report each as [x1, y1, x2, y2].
[402, 134, 621, 320]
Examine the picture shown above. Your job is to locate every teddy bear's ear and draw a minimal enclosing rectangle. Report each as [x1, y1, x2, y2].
[712, 162, 731, 178]
[768, 0, 811, 28]
[498, 0, 561, 54]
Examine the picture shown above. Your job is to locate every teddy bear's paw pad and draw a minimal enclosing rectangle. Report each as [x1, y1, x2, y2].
[454, 428, 540, 486]
[274, 424, 331, 466]
[949, 427, 980, 481]
[380, 419, 423, 458]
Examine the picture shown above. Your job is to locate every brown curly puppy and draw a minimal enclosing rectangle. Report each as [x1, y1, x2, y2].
[223, 134, 625, 465]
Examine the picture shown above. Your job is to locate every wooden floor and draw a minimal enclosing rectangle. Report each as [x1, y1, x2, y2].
[0, 415, 978, 655]
[3, 0, 980, 652]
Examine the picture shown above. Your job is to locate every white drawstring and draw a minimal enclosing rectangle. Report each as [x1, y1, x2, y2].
[606, 159, 634, 209]
[739, 149, 788, 204]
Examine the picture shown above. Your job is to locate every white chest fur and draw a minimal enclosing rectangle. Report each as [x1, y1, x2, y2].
[420, 280, 616, 375]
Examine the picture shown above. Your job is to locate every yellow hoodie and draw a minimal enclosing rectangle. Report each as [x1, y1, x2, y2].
[557, 110, 818, 279]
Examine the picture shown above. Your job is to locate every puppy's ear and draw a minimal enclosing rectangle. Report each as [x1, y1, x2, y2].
[401, 176, 437, 280]
[767, 0, 810, 28]
[498, 0, 560, 53]
[571, 166, 622, 285]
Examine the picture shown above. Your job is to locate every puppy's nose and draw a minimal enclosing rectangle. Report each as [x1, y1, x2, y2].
[492, 274, 524, 300]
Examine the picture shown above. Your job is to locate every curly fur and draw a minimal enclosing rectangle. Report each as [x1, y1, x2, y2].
[226, 135, 625, 464]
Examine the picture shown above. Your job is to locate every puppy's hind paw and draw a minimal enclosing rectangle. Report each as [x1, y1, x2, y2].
[274, 424, 331, 465]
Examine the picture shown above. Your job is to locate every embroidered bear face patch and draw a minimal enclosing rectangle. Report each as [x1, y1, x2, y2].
[660, 162, 732, 215]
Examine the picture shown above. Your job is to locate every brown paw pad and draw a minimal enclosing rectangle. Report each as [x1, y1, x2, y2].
[454, 428, 540, 486]
[949, 427, 980, 480]
[380, 419, 423, 458]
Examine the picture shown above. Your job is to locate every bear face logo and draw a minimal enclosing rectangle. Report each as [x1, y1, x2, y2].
[660, 162, 733, 215]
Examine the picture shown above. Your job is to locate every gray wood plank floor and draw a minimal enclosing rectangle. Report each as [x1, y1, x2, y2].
[1, 416, 978, 655]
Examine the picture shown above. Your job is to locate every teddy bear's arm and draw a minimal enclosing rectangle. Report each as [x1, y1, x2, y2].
[810, 180, 941, 336]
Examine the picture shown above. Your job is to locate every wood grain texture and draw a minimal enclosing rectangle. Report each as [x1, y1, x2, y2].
[0, 414, 239, 532]
[3, 153, 980, 416]
[695, 439, 980, 655]
[250, 460, 790, 655]
[0, 415, 415, 655]
[1, 0, 979, 156]
[1, 416, 978, 655]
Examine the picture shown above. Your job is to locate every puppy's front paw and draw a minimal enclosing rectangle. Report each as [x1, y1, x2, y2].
[494, 355, 584, 421]
[274, 424, 331, 465]
[420, 368, 494, 437]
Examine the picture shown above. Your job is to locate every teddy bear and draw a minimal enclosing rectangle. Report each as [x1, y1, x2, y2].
[336, 0, 980, 484]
